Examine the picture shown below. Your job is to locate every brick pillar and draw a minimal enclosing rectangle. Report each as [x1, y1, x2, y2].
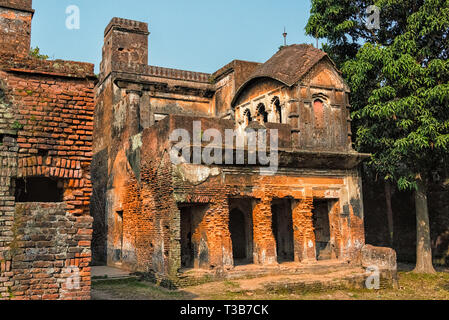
[252, 197, 277, 265]
[205, 200, 233, 269]
[292, 198, 317, 262]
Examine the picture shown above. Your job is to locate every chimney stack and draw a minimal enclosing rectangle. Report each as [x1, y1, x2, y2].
[100, 17, 149, 78]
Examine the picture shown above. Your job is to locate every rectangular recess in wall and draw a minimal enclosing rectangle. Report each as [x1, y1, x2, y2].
[14, 177, 64, 203]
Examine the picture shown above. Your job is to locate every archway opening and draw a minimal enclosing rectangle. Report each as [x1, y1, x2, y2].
[272, 97, 282, 124]
[243, 109, 252, 126]
[256, 103, 268, 124]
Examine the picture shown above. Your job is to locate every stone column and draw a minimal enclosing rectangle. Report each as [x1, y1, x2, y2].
[252, 197, 277, 265]
[292, 198, 317, 262]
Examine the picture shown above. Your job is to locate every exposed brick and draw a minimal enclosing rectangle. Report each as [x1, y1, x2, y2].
[0, 0, 94, 301]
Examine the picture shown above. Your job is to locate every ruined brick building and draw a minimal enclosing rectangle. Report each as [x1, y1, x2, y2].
[0, 0, 94, 299]
[92, 17, 394, 285]
[0, 0, 397, 300]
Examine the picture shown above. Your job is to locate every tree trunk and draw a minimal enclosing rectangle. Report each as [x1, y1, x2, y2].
[384, 181, 394, 247]
[414, 180, 436, 274]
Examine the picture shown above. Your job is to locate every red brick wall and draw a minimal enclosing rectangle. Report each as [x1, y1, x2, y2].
[0, 52, 95, 300]
[10, 203, 92, 300]
[0, 67, 95, 214]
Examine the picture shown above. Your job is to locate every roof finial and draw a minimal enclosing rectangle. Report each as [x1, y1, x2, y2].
[283, 27, 287, 47]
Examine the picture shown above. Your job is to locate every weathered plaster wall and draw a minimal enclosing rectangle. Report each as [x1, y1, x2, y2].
[105, 115, 365, 281]
[91, 16, 375, 285]
[233, 59, 352, 152]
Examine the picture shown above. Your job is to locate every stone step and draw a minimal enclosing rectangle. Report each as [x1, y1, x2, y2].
[177, 260, 359, 287]
[91, 266, 138, 281]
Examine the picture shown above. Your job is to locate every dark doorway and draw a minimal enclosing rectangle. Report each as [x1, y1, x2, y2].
[229, 205, 253, 266]
[14, 177, 64, 202]
[271, 199, 294, 262]
[313, 200, 333, 260]
[180, 204, 208, 269]
[180, 206, 194, 268]
[229, 209, 247, 260]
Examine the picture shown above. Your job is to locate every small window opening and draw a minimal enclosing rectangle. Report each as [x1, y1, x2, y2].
[243, 109, 252, 125]
[256, 103, 268, 124]
[14, 177, 64, 203]
[37, 149, 49, 157]
[272, 97, 282, 123]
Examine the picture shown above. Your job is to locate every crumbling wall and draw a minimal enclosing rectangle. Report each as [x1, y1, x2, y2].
[8, 203, 92, 300]
[0, 50, 95, 299]
[0, 81, 17, 299]
[0, 1, 33, 57]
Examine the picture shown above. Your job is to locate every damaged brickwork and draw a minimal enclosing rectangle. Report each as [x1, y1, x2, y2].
[1, 1, 400, 298]
[91, 15, 395, 288]
[0, 0, 95, 300]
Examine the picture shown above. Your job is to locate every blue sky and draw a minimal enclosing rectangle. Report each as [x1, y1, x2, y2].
[31, 0, 316, 74]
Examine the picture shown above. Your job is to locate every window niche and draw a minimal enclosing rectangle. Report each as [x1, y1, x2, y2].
[271, 97, 282, 124]
[14, 177, 64, 203]
[243, 109, 252, 126]
[312, 94, 329, 129]
[256, 103, 268, 124]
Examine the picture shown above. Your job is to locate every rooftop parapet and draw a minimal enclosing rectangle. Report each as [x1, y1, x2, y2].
[0, 52, 95, 79]
[107, 61, 211, 84]
[104, 17, 149, 37]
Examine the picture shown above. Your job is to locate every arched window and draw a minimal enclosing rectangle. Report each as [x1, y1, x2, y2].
[243, 109, 252, 126]
[313, 99, 325, 128]
[256, 103, 268, 124]
[272, 97, 282, 123]
[271, 97, 282, 123]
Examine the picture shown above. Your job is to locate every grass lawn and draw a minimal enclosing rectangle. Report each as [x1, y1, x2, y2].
[91, 270, 449, 300]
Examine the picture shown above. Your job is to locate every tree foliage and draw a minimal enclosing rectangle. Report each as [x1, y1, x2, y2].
[307, 0, 449, 190]
[29, 47, 49, 60]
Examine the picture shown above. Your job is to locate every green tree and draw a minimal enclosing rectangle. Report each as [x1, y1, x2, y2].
[307, 0, 449, 273]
